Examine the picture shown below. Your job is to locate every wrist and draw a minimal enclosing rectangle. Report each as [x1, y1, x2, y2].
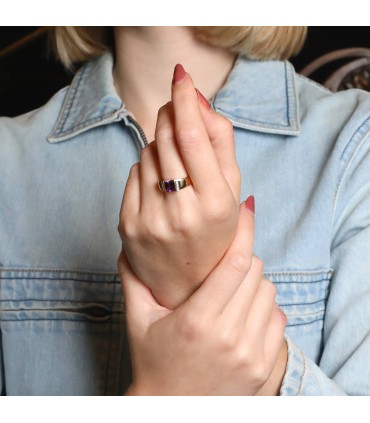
[255, 340, 288, 396]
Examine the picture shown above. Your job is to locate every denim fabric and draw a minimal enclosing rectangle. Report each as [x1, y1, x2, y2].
[1, 52, 370, 395]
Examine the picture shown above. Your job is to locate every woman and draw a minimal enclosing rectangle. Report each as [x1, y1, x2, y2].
[0, 27, 369, 395]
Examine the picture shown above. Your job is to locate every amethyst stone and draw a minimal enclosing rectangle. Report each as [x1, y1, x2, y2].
[164, 179, 177, 192]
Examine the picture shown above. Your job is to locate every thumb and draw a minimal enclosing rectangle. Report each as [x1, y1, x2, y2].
[117, 249, 168, 332]
[196, 88, 241, 202]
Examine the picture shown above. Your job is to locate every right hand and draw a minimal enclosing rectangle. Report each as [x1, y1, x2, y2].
[119, 200, 287, 395]
[118, 65, 241, 309]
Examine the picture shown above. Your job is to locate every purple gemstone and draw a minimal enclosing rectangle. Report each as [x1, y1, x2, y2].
[164, 180, 176, 192]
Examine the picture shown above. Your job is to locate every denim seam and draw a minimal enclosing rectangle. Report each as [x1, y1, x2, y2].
[264, 269, 334, 277]
[0, 299, 122, 304]
[272, 278, 331, 284]
[287, 317, 324, 327]
[54, 65, 86, 135]
[220, 112, 291, 128]
[104, 274, 118, 394]
[0, 277, 120, 284]
[333, 117, 370, 220]
[297, 350, 306, 395]
[296, 74, 333, 95]
[0, 318, 122, 323]
[51, 110, 122, 140]
[284, 61, 290, 126]
[0, 268, 119, 275]
[280, 298, 327, 307]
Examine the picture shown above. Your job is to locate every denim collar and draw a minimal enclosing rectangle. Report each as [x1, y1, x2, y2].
[47, 52, 300, 143]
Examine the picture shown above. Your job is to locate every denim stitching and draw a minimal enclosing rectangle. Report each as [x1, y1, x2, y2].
[264, 269, 334, 277]
[55, 65, 87, 135]
[272, 278, 331, 284]
[297, 350, 306, 395]
[0, 318, 122, 323]
[0, 268, 119, 275]
[104, 274, 119, 394]
[52, 110, 122, 140]
[332, 118, 370, 220]
[0, 299, 122, 304]
[284, 61, 290, 126]
[0, 277, 120, 284]
[287, 317, 324, 327]
[296, 74, 332, 95]
[221, 112, 292, 128]
[279, 298, 327, 307]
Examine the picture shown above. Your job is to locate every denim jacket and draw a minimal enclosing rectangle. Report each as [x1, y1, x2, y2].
[1, 52, 370, 395]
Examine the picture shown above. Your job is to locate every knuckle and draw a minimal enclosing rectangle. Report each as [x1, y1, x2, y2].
[155, 124, 174, 143]
[219, 116, 234, 135]
[274, 305, 288, 327]
[229, 252, 250, 276]
[116, 250, 124, 272]
[178, 311, 206, 343]
[250, 361, 269, 385]
[129, 162, 139, 175]
[170, 212, 198, 237]
[203, 197, 235, 223]
[119, 220, 138, 242]
[213, 115, 234, 139]
[263, 278, 277, 299]
[141, 218, 171, 243]
[176, 125, 203, 150]
[233, 345, 253, 369]
[218, 328, 236, 351]
[251, 255, 265, 274]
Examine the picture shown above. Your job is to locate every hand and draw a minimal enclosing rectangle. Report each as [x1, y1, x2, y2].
[118, 64, 241, 309]
[118, 201, 287, 395]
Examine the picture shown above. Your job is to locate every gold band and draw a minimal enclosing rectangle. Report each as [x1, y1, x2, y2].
[158, 176, 193, 193]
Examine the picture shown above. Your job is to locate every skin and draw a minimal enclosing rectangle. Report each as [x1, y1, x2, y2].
[115, 27, 288, 395]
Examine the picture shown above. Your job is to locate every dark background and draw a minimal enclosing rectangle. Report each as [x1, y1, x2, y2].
[1, 27, 370, 117]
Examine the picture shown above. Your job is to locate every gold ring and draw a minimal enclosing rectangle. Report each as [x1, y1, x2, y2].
[158, 176, 192, 193]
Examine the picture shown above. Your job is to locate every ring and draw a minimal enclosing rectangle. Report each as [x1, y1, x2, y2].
[158, 176, 193, 193]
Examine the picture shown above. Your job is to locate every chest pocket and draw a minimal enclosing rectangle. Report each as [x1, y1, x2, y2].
[0, 268, 130, 395]
[265, 269, 333, 363]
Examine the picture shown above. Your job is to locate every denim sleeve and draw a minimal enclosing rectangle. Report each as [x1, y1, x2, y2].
[0, 331, 4, 395]
[281, 121, 370, 396]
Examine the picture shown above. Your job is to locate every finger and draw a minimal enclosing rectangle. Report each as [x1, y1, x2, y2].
[263, 306, 287, 372]
[245, 278, 278, 342]
[196, 90, 241, 202]
[171, 64, 226, 196]
[220, 255, 264, 329]
[155, 102, 188, 181]
[184, 197, 255, 317]
[117, 249, 167, 333]
[139, 141, 164, 214]
[118, 162, 141, 231]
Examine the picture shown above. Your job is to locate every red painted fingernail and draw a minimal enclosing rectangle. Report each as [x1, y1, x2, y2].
[172, 64, 186, 85]
[195, 88, 212, 111]
[245, 195, 255, 215]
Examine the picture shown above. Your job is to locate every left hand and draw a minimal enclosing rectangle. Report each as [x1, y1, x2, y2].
[118, 65, 241, 309]
[119, 201, 287, 395]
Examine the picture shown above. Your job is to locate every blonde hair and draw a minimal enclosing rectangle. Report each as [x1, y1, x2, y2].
[50, 26, 307, 69]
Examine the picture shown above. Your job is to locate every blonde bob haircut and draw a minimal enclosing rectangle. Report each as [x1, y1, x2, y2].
[50, 27, 307, 70]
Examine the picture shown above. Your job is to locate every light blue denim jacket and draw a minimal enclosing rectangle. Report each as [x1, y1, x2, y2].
[1, 52, 370, 395]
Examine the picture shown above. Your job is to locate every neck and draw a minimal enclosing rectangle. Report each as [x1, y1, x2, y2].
[113, 27, 236, 141]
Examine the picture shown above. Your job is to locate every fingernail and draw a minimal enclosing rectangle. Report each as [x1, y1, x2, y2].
[172, 64, 186, 85]
[245, 195, 255, 215]
[195, 88, 212, 111]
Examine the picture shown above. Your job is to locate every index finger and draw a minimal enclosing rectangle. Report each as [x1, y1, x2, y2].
[171, 64, 226, 196]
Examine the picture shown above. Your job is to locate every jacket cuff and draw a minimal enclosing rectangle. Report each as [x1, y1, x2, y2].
[279, 335, 347, 396]
[279, 334, 305, 395]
